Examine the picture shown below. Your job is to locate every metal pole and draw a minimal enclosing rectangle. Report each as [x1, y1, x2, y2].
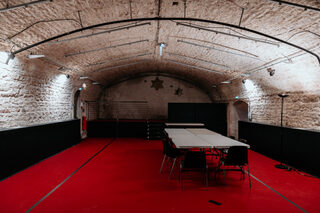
[275, 94, 289, 169]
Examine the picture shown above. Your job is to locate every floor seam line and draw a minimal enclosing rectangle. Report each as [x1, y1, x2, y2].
[25, 138, 116, 213]
[246, 171, 308, 213]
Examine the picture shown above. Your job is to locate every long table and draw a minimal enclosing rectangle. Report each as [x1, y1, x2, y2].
[165, 123, 205, 128]
[165, 128, 250, 149]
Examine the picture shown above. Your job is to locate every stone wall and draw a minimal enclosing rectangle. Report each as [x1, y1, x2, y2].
[98, 76, 212, 119]
[219, 79, 320, 133]
[0, 55, 77, 129]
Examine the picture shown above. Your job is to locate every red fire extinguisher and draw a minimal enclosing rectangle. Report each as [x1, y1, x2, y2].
[82, 116, 87, 131]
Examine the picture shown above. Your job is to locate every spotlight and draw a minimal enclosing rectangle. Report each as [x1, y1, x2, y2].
[28, 54, 45, 59]
[267, 68, 275, 76]
[159, 42, 166, 56]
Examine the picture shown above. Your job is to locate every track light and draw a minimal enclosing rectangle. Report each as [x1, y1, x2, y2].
[28, 54, 45, 59]
[267, 68, 275, 76]
[160, 42, 166, 56]
[240, 73, 251, 77]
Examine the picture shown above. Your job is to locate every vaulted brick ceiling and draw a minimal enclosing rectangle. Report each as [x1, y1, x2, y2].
[0, 0, 319, 93]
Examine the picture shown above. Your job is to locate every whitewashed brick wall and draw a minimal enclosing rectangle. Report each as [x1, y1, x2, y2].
[0, 57, 75, 129]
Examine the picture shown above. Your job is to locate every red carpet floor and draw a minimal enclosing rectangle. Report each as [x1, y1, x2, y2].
[0, 138, 319, 213]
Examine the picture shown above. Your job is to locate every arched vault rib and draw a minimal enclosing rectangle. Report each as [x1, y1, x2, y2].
[9, 17, 320, 65]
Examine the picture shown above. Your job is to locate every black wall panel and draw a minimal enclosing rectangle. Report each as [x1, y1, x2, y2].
[239, 121, 320, 177]
[0, 120, 81, 180]
[87, 120, 148, 138]
[168, 103, 195, 123]
[168, 103, 227, 135]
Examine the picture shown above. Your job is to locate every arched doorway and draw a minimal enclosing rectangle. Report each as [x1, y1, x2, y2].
[228, 100, 249, 140]
[73, 90, 81, 119]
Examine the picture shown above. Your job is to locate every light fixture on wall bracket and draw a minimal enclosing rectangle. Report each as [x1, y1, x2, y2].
[1, 52, 14, 65]
[267, 68, 275, 76]
[28, 53, 45, 59]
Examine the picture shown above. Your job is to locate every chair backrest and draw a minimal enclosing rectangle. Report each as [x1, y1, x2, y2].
[183, 151, 207, 169]
[161, 138, 168, 154]
[225, 146, 248, 165]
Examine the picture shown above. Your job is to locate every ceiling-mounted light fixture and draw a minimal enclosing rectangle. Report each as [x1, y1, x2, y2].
[92, 82, 100, 85]
[28, 54, 45, 59]
[212, 85, 217, 88]
[240, 73, 251, 77]
[80, 76, 89, 80]
[267, 68, 275, 76]
[221, 80, 231, 84]
[160, 42, 166, 56]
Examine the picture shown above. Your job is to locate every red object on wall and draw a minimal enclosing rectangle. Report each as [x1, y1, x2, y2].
[82, 116, 87, 130]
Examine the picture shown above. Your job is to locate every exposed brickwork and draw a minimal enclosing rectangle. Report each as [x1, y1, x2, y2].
[0, 57, 76, 128]
[0, 1, 319, 131]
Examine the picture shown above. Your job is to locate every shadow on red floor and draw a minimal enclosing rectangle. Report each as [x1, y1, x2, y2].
[1, 138, 319, 212]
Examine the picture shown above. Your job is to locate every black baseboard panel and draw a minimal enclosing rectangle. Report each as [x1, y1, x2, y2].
[239, 121, 320, 177]
[0, 120, 81, 180]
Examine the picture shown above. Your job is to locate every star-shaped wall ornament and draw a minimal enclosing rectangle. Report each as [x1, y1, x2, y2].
[175, 87, 183, 96]
[151, 77, 164, 90]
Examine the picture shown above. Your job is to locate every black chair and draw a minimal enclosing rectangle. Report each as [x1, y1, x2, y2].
[160, 137, 182, 178]
[215, 146, 251, 188]
[179, 151, 208, 191]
